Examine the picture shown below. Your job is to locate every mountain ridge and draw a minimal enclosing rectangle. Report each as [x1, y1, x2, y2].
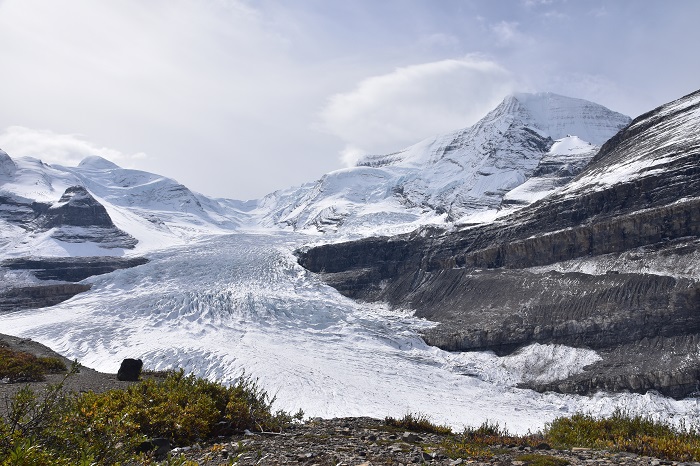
[297, 88, 700, 398]
[259, 92, 630, 233]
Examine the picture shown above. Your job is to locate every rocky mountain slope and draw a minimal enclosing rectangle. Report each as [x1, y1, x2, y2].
[260, 93, 630, 233]
[298, 89, 700, 398]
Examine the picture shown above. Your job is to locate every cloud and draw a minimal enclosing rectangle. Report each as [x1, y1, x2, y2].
[0, 126, 146, 167]
[490, 21, 535, 47]
[339, 145, 367, 167]
[418, 33, 460, 50]
[319, 57, 516, 163]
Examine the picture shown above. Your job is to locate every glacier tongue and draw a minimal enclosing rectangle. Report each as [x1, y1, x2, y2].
[3, 232, 699, 433]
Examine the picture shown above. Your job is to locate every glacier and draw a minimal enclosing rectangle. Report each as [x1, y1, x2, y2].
[3, 231, 700, 434]
[3, 91, 699, 433]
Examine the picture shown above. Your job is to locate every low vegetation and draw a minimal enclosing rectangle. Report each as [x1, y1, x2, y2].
[0, 367, 302, 465]
[387, 409, 700, 463]
[0, 345, 66, 383]
[544, 411, 700, 462]
[384, 412, 452, 435]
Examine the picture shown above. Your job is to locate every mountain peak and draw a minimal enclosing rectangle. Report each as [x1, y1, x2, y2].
[493, 92, 632, 145]
[0, 148, 17, 176]
[78, 155, 120, 170]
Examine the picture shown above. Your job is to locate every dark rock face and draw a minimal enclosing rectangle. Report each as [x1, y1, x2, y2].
[298, 89, 700, 398]
[0, 195, 50, 226]
[36, 186, 114, 229]
[32, 186, 138, 249]
[117, 358, 143, 381]
[0, 256, 147, 312]
[0, 283, 91, 312]
[521, 335, 700, 399]
[2, 256, 149, 282]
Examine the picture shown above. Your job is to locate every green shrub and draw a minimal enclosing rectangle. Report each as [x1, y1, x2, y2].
[544, 409, 700, 461]
[0, 368, 302, 465]
[384, 412, 452, 435]
[0, 347, 67, 383]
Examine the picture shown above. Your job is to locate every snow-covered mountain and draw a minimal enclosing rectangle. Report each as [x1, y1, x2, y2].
[0, 152, 252, 256]
[299, 89, 700, 400]
[0, 92, 632, 254]
[259, 92, 630, 233]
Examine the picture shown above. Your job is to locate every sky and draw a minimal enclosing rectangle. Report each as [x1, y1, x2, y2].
[0, 0, 698, 200]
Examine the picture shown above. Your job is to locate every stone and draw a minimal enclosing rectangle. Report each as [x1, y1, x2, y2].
[117, 358, 143, 381]
[151, 416, 688, 466]
[402, 432, 423, 443]
[135, 437, 171, 461]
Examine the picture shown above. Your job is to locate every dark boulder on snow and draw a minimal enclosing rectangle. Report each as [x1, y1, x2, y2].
[117, 358, 143, 381]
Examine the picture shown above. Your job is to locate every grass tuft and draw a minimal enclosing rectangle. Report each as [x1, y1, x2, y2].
[384, 412, 452, 435]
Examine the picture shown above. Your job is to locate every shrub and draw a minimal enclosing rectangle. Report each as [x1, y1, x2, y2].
[0, 346, 67, 383]
[544, 409, 700, 461]
[0, 368, 302, 465]
[384, 412, 452, 435]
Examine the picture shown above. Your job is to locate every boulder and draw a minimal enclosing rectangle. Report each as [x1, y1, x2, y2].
[117, 358, 143, 381]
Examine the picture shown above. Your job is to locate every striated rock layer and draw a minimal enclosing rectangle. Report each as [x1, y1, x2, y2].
[32, 186, 138, 248]
[0, 256, 148, 312]
[298, 89, 700, 398]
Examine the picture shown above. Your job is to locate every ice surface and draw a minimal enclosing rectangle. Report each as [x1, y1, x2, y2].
[3, 232, 699, 434]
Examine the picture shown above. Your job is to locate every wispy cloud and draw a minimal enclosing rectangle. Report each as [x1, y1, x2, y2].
[319, 57, 516, 164]
[491, 21, 525, 46]
[0, 126, 146, 167]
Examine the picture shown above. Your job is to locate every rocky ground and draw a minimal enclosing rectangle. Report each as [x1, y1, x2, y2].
[168, 417, 698, 466]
